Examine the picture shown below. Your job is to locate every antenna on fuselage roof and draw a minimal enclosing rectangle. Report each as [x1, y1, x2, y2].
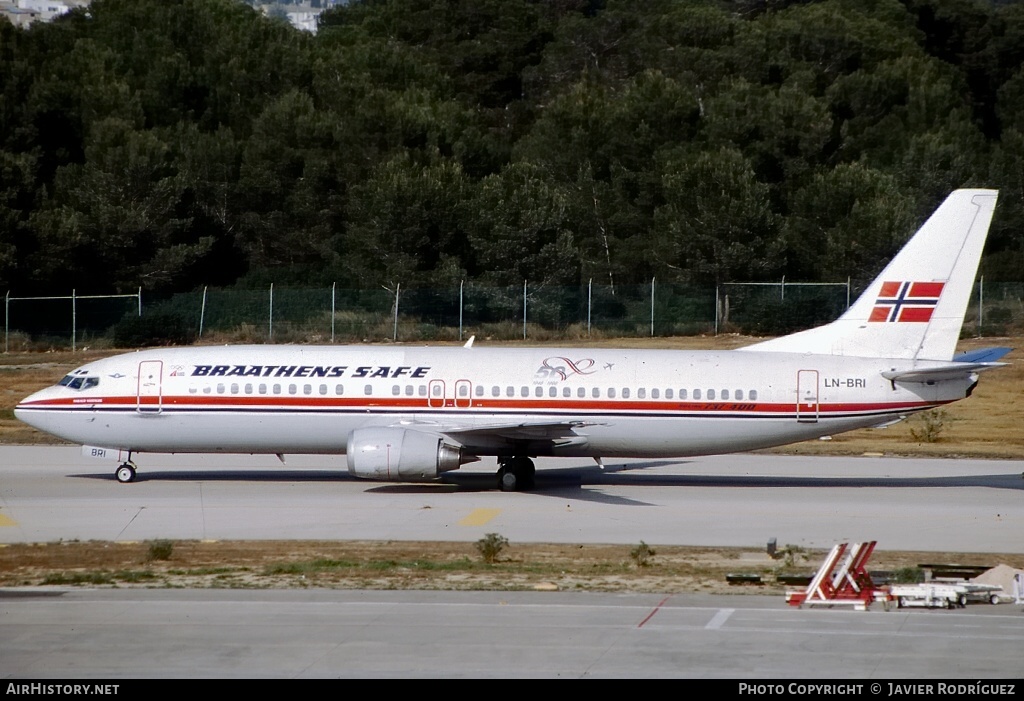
[463, 336, 475, 348]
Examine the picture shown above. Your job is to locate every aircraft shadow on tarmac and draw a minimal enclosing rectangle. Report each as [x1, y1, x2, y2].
[70, 458, 1024, 506]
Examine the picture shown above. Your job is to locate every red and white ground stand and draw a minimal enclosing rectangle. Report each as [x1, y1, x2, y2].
[785, 541, 892, 611]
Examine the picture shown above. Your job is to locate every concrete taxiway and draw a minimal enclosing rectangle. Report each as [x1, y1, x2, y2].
[0, 446, 1021, 552]
[3, 589, 1024, 679]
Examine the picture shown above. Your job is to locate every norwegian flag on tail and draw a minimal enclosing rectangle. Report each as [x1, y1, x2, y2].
[869, 281, 945, 322]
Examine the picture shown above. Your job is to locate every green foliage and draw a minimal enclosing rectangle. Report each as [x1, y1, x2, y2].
[890, 566, 925, 584]
[909, 409, 949, 443]
[475, 533, 509, 564]
[112, 312, 196, 347]
[0, 0, 1021, 305]
[630, 541, 656, 568]
[147, 539, 174, 562]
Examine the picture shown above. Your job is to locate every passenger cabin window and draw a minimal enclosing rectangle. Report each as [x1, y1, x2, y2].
[707, 389, 715, 400]
[364, 384, 373, 395]
[336, 384, 344, 395]
[735, 390, 743, 400]
[693, 389, 701, 400]
[721, 389, 729, 400]
[750, 389, 758, 400]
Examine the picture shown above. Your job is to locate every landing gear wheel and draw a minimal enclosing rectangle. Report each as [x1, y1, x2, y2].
[116, 463, 136, 483]
[499, 469, 518, 492]
[497, 456, 536, 492]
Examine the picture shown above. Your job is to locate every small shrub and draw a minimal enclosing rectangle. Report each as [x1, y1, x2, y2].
[909, 409, 948, 443]
[630, 541, 656, 567]
[147, 540, 174, 561]
[890, 566, 925, 584]
[475, 533, 509, 564]
[778, 544, 808, 568]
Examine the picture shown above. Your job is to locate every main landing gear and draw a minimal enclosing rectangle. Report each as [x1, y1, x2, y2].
[116, 454, 137, 483]
[497, 456, 535, 492]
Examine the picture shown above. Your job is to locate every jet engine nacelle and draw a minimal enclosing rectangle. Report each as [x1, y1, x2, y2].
[346, 427, 467, 481]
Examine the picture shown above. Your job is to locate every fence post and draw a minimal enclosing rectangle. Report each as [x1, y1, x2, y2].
[587, 278, 592, 337]
[138, 286, 142, 317]
[714, 285, 719, 336]
[459, 280, 464, 341]
[72, 288, 76, 351]
[522, 280, 527, 340]
[331, 282, 336, 343]
[650, 277, 655, 337]
[4, 291, 8, 353]
[269, 283, 274, 341]
[393, 283, 400, 341]
[199, 286, 207, 338]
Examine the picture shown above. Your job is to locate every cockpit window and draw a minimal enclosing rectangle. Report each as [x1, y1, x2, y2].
[58, 374, 99, 391]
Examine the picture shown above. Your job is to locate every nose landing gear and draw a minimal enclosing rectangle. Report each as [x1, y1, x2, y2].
[115, 453, 137, 483]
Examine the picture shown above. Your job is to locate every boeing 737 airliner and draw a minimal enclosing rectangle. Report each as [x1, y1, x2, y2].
[15, 189, 1008, 490]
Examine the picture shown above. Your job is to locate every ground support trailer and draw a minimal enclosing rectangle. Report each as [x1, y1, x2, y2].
[785, 542, 892, 611]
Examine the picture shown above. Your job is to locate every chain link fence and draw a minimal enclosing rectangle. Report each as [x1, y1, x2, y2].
[4, 279, 1022, 350]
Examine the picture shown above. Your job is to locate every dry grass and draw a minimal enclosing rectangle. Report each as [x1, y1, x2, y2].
[2, 539, 1021, 595]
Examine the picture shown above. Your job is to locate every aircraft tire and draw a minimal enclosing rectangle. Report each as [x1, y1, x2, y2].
[116, 463, 136, 484]
[499, 469, 517, 492]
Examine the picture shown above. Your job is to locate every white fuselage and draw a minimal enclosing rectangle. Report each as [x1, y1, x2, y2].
[14, 344, 969, 459]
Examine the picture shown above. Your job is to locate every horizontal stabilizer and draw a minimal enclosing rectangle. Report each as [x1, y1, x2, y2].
[881, 361, 1006, 383]
[952, 347, 1012, 363]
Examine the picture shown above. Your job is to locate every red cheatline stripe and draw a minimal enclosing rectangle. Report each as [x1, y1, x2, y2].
[18, 395, 944, 415]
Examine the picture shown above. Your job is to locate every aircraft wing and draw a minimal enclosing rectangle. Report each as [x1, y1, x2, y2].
[399, 419, 602, 452]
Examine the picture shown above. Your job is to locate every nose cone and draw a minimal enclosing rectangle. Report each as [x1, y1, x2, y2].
[14, 387, 61, 433]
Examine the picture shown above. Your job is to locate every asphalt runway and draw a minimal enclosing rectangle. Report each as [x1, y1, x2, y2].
[1, 446, 1022, 552]
[3, 446, 1023, 679]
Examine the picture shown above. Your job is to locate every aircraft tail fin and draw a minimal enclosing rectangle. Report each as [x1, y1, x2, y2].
[740, 189, 998, 361]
